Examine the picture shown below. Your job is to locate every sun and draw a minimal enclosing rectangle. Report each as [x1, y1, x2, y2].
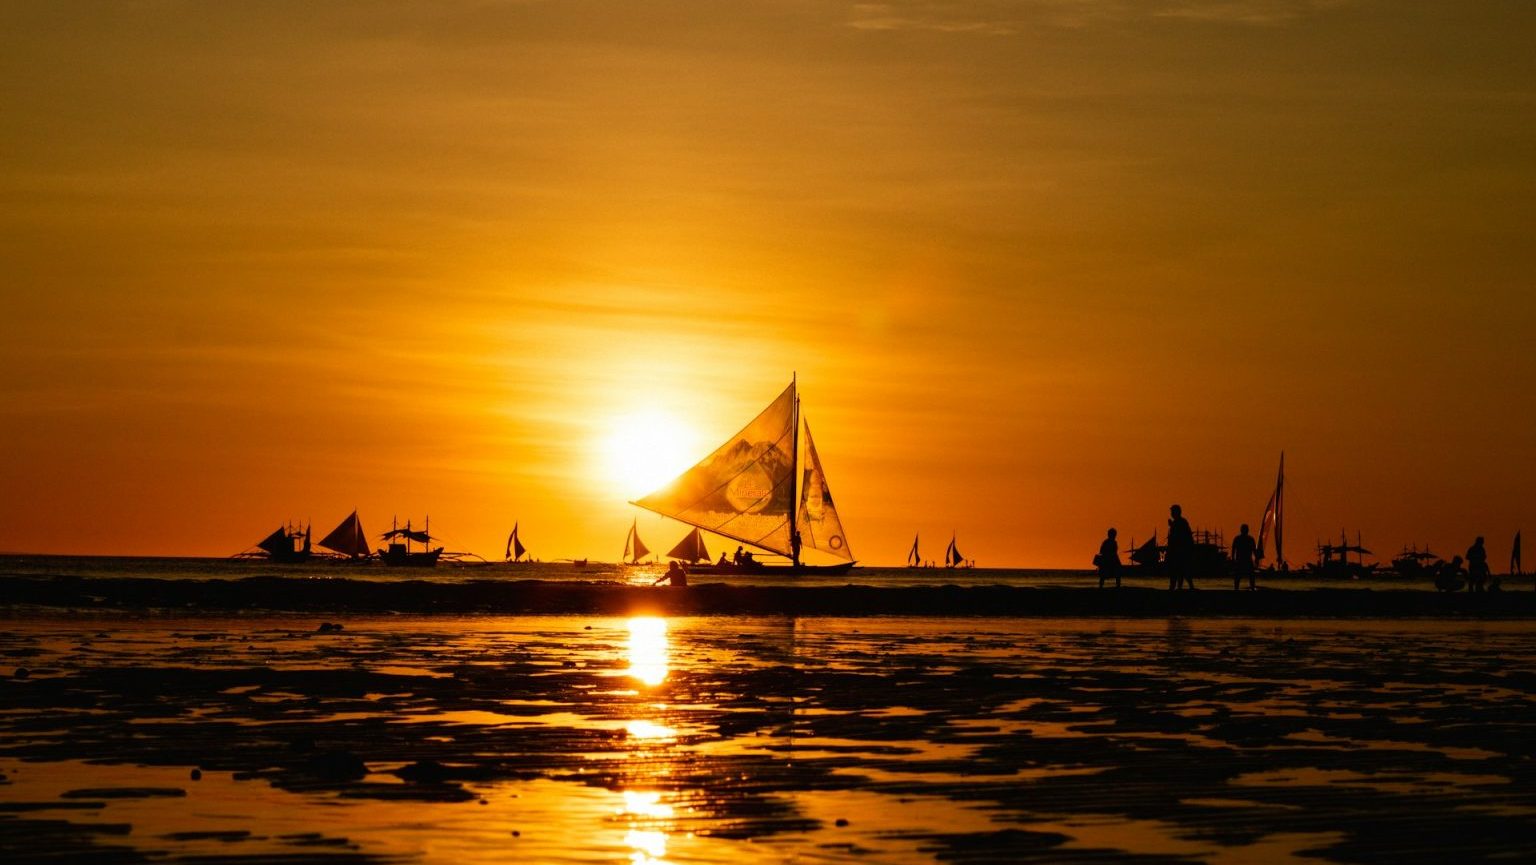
[601, 409, 699, 500]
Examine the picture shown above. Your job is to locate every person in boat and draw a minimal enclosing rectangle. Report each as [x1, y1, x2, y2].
[1230, 524, 1258, 591]
[654, 560, 688, 587]
[1166, 504, 1195, 591]
[733, 546, 745, 566]
[716, 551, 730, 569]
[1434, 556, 1466, 592]
[1095, 528, 1121, 589]
[1466, 537, 1490, 592]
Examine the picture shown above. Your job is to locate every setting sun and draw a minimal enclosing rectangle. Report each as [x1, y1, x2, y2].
[601, 410, 699, 501]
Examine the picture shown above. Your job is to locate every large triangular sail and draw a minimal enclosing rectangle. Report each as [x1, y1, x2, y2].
[946, 535, 963, 568]
[1513, 531, 1523, 577]
[907, 534, 920, 567]
[506, 523, 527, 562]
[796, 419, 853, 562]
[666, 527, 710, 563]
[1257, 452, 1285, 567]
[633, 383, 796, 557]
[318, 510, 370, 558]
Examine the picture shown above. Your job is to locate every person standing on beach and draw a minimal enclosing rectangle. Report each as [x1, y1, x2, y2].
[1096, 528, 1122, 589]
[1230, 524, 1258, 591]
[1466, 537, 1490, 592]
[1166, 505, 1195, 590]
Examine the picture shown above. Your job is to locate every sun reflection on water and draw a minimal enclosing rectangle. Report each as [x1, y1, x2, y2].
[627, 617, 669, 687]
[624, 828, 668, 864]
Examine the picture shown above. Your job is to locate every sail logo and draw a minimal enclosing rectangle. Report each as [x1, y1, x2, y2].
[727, 466, 774, 514]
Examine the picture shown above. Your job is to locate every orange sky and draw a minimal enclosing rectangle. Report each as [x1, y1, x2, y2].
[1, 1, 1533, 567]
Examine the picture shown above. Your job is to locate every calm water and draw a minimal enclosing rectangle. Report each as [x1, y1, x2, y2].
[0, 555, 1446, 592]
[2, 614, 1534, 864]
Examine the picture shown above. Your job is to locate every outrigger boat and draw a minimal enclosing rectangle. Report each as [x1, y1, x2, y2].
[1390, 545, 1443, 579]
[622, 518, 653, 565]
[379, 516, 444, 567]
[505, 523, 530, 563]
[236, 521, 312, 563]
[632, 378, 857, 576]
[317, 510, 371, 562]
[1307, 530, 1377, 580]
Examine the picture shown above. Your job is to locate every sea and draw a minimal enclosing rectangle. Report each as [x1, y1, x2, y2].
[0, 554, 1438, 593]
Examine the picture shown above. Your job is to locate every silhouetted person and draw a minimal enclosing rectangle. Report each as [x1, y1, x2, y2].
[654, 561, 688, 587]
[1435, 556, 1465, 592]
[1230, 524, 1258, 591]
[716, 551, 729, 568]
[1166, 504, 1195, 590]
[1467, 537, 1490, 592]
[1096, 528, 1122, 589]
[733, 546, 745, 566]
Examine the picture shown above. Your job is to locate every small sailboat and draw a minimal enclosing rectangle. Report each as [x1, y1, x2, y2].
[622, 518, 652, 565]
[317, 510, 371, 561]
[666, 527, 711, 564]
[1512, 531, 1523, 586]
[906, 533, 921, 568]
[505, 523, 529, 563]
[1256, 451, 1286, 570]
[379, 516, 444, 567]
[945, 533, 970, 569]
[236, 522, 312, 563]
[631, 378, 856, 575]
[1129, 531, 1162, 572]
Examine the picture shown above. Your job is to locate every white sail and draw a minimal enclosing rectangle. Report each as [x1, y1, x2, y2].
[796, 418, 853, 561]
[633, 383, 796, 557]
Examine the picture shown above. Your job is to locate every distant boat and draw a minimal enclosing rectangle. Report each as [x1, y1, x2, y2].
[505, 522, 529, 563]
[236, 522, 311, 563]
[906, 533, 921, 568]
[1390, 545, 1443, 579]
[379, 516, 444, 567]
[631, 378, 856, 575]
[1307, 530, 1377, 580]
[1257, 451, 1285, 570]
[945, 533, 970, 569]
[666, 527, 711, 564]
[1513, 531, 1523, 581]
[317, 510, 371, 561]
[1129, 531, 1162, 572]
[622, 518, 652, 565]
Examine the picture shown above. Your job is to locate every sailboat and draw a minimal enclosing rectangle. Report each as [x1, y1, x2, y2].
[1256, 451, 1286, 571]
[317, 510, 371, 561]
[631, 379, 856, 575]
[238, 522, 312, 563]
[622, 518, 652, 565]
[505, 523, 529, 563]
[906, 533, 922, 568]
[1128, 531, 1162, 572]
[944, 533, 970, 569]
[378, 516, 445, 567]
[667, 527, 711, 564]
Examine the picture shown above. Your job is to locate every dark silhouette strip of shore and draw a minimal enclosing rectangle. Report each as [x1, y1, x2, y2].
[4, 575, 1536, 618]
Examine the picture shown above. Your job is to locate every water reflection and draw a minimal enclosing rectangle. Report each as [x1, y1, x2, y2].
[628, 617, 669, 687]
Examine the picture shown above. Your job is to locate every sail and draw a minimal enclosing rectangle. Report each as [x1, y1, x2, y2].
[622, 524, 632, 561]
[1257, 452, 1285, 566]
[946, 535, 962, 567]
[256, 527, 293, 557]
[796, 419, 853, 561]
[630, 520, 650, 562]
[384, 528, 432, 544]
[907, 534, 920, 567]
[667, 527, 710, 563]
[634, 383, 796, 556]
[318, 510, 369, 558]
[1513, 531, 1523, 576]
[1131, 533, 1160, 567]
[506, 523, 526, 561]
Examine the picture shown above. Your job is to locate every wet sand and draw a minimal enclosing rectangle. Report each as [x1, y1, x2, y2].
[3, 613, 1535, 864]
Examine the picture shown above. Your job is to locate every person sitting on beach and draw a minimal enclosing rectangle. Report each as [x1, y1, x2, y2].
[1466, 537, 1490, 592]
[1095, 528, 1121, 589]
[654, 561, 688, 587]
[1166, 505, 1196, 591]
[1230, 524, 1258, 591]
[1434, 556, 1465, 592]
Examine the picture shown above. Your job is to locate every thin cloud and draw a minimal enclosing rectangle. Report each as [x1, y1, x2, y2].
[847, 0, 1351, 34]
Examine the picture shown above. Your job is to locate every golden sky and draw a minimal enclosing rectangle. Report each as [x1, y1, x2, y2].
[2, 1, 1533, 567]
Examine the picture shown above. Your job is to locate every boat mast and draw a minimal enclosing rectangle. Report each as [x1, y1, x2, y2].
[789, 373, 800, 569]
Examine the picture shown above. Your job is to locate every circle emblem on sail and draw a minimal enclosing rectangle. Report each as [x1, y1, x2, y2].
[726, 465, 774, 514]
[828, 535, 844, 550]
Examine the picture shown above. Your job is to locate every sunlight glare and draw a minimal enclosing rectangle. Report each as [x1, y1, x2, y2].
[627, 616, 669, 687]
[601, 410, 698, 500]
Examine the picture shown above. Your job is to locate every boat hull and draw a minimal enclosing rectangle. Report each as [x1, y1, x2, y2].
[681, 561, 857, 577]
[378, 547, 444, 567]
